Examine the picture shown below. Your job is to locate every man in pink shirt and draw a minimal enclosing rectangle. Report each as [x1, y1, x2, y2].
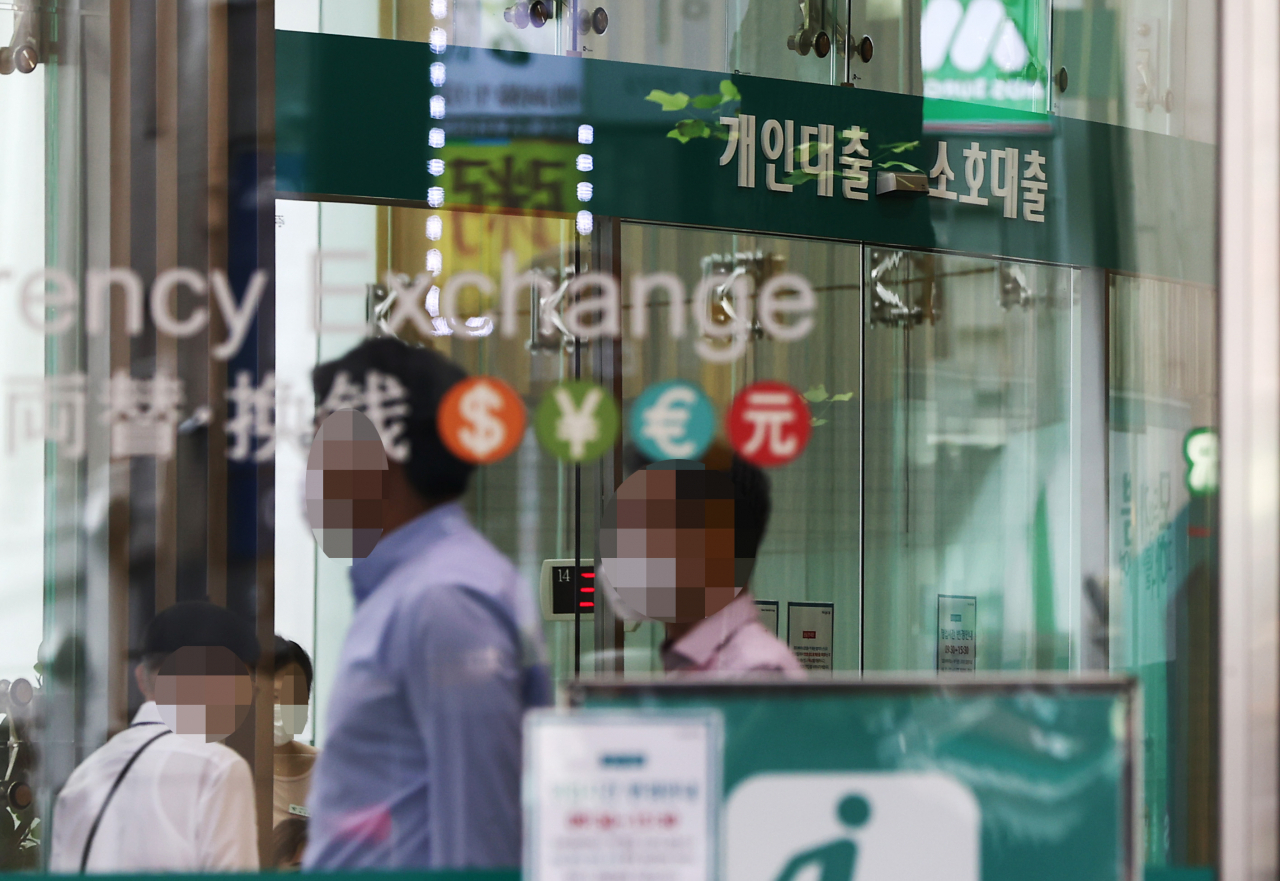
[599, 446, 804, 676]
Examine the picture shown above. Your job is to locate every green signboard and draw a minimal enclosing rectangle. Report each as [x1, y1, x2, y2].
[276, 31, 1214, 286]
[572, 679, 1138, 881]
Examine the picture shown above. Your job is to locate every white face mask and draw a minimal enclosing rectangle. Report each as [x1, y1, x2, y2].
[273, 703, 309, 747]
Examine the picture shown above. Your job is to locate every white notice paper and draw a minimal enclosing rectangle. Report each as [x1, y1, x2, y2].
[755, 600, 779, 637]
[525, 711, 720, 881]
[936, 595, 977, 673]
[787, 602, 834, 673]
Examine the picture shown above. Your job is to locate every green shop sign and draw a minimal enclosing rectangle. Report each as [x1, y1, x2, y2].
[573, 679, 1139, 881]
[922, 0, 1050, 116]
[276, 30, 1214, 286]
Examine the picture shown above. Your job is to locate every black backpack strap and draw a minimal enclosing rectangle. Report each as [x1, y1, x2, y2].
[79, 729, 171, 873]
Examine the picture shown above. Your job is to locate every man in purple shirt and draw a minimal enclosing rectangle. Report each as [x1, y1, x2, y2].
[303, 339, 549, 870]
[601, 445, 803, 676]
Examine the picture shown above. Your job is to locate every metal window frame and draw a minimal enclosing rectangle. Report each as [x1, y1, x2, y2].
[1218, 0, 1280, 876]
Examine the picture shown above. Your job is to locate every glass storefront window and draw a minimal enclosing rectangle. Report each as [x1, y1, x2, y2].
[0, 0, 1232, 875]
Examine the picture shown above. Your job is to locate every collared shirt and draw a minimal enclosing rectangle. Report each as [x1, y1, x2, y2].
[49, 701, 258, 873]
[661, 593, 806, 676]
[304, 502, 550, 871]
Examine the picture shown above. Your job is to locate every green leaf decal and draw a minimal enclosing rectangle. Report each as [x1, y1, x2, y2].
[810, 418, 829, 427]
[830, 392, 855, 402]
[677, 119, 710, 138]
[692, 93, 724, 109]
[645, 89, 690, 111]
[719, 79, 741, 102]
[782, 170, 816, 187]
[803, 384, 829, 403]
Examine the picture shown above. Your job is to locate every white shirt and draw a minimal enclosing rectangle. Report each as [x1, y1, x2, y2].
[49, 701, 259, 873]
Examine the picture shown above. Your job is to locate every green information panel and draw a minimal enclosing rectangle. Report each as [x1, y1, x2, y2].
[572, 679, 1138, 881]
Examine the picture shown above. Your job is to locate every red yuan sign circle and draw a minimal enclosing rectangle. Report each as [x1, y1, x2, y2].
[726, 381, 812, 467]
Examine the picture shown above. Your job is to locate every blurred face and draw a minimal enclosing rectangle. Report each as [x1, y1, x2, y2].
[154, 645, 253, 743]
[273, 662, 308, 706]
[273, 662, 309, 743]
[598, 465, 752, 624]
[306, 409, 388, 558]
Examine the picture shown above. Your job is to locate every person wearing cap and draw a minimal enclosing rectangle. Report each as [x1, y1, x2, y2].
[48, 601, 261, 872]
[303, 339, 550, 870]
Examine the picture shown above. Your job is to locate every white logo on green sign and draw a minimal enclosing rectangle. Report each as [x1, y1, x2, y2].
[922, 0, 1045, 111]
[725, 772, 980, 881]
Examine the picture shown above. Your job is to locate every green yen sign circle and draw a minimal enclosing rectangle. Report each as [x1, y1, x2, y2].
[535, 380, 620, 463]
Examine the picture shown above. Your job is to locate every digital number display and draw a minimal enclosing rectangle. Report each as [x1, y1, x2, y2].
[550, 565, 596, 615]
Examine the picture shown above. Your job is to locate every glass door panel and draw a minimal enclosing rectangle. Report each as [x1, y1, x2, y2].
[862, 249, 1082, 672]
[1107, 273, 1217, 867]
[606, 223, 863, 674]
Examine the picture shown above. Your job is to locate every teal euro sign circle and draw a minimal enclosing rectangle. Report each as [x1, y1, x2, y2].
[629, 380, 717, 462]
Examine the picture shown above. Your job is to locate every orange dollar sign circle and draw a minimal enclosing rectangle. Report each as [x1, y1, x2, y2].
[437, 376, 527, 465]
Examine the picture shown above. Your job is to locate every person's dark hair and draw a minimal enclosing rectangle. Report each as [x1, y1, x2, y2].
[312, 337, 473, 500]
[272, 817, 308, 868]
[139, 601, 260, 671]
[273, 636, 314, 696]
[725, 455, 772, 561]
[625, 442, 773, 560]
